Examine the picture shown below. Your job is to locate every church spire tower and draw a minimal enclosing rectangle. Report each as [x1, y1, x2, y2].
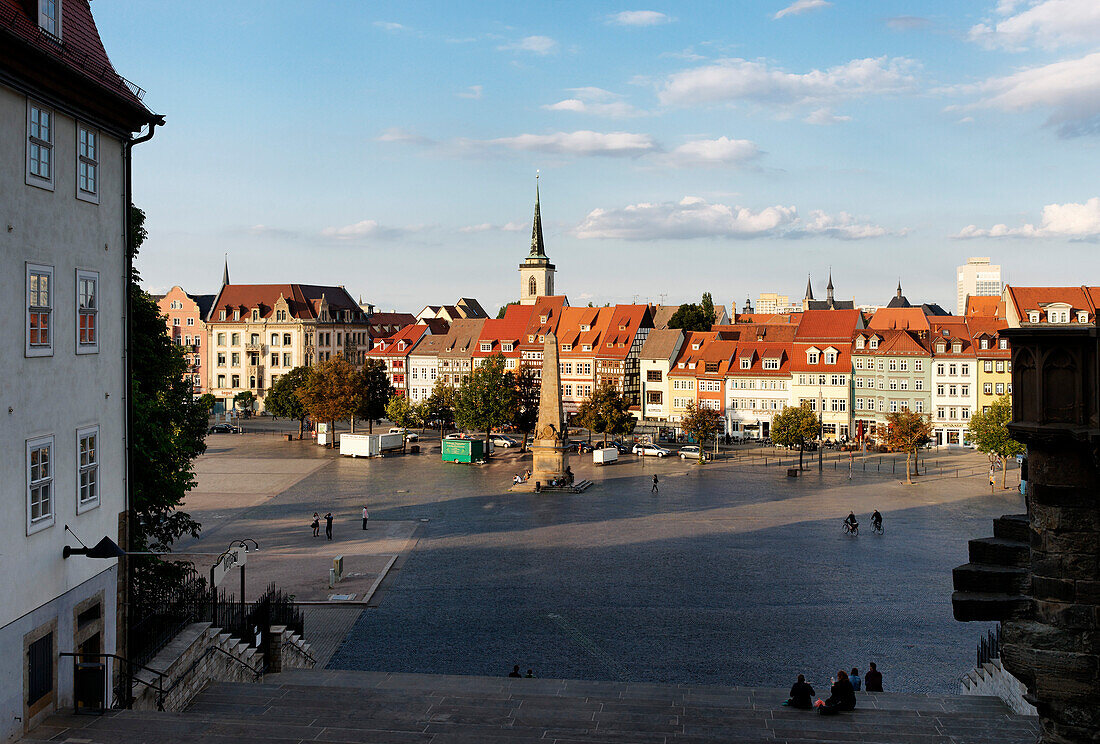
[222, 255, 230, 287]
[826, 269, 835, 308]
[519, 171, 556, 305]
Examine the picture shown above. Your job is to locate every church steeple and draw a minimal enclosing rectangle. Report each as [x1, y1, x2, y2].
[529, 172, 546, 257]
[897, 280, 903, 298]
[804, 274, 814, 301]
[826, 269, 834, 307]
[222, 256, 230, 287]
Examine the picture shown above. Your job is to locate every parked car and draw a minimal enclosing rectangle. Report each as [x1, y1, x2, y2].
[490, 434, 518, 448]
[679, 445, 712, 460]
[389, 427, 406, 436]
[208, 423, 234, 434]
[576, 441, 595, 454]
[404, 432, 419, 442]
[612, 441, 633, 454]
[633, 443, 670, 457]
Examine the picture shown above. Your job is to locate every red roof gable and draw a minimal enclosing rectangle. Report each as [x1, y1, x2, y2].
[368, 324, 429, 357]
[794, 309, 862, 341]
[868, 308, 931, 332]
[208, 284, 365, 322]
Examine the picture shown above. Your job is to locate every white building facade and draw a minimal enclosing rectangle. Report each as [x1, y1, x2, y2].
[956, 257, 1002, 316]
[1, 4, 160, 738]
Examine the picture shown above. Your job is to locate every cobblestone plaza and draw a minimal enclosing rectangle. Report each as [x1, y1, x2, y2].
[184, 434, 1022, 695]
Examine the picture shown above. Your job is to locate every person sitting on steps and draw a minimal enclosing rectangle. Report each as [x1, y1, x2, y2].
[817, 670, 856, 715]
[786, 674, 815, 709]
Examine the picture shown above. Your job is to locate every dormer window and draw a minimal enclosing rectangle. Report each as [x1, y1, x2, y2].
[678, 362, 685, 368]
[1078, 312, 1089, 323]
[1028, 311, 1040, 323]
[233, 310, 240, 321]
[480, 342, 492, 352]
[619, 324, 626, 331]
[825, 351, 837, 365]
[502, 343, 513, 352]
[740, 358, 751, 370]
[692, 343, 700, 350]
[763, 358, 780, 370]
[561, 344, 572, 351]
[807, 351, 819, 364]
[855, 337, 865, 349]
[999, 338, 1008, 349]
[936, 342, 946, 353]
[869, 337, 878, 349]
[952, 342, 962, 353]
[582, 344, 591, 351]
[942, 329, 950, 336]
[39, 0, 60, 37]
[528, 335, 535, 342]
[607, 342, 613, 347]
[580, 325, 590, 332]
[1049, 309, 1069, 323]
[252, 309, 259, 321]
[540, 315, 548, 323]
[220, 310, 227, 321]
[979, 338, 989, 349]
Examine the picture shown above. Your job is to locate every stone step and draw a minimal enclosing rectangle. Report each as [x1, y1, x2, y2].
[28, 669, 1040, 744]
[952, 590, 1031, 621]
[967, 537, 1029, 568]
[952, 562, 1029, 595]
[993, 514, 1030, 543]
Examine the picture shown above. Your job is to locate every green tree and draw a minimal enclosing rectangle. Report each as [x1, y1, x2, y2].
[197, 393, 216, 415]
[127, 205, 207, 595]
[771, 404, 821, 470]
[455, 353, 516, 458]
[575, 380, 637, 447]
[668, 303, 710, 332]
[426, 380, 457, 437]
[297, 357, 358, 446]
[353, 358, 394, 433]
[386, 394, 415, 429]
[679, 401, 722, 463]
[883, 408, 933, 484]
[967, 396, 1024, 489]
[701, 292, 718, 326]
[510, 367, 540, 452]
[234, 390, 256, 417]
[266, 366, 311, 438]
[413, 400, 432, 432]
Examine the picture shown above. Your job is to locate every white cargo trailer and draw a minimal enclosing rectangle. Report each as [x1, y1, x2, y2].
[593, 447, 619, 465]
[340, 432, 405, 457]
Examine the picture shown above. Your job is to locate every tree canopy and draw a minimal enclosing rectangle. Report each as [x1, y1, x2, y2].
[575, 380, 636, 446]
[426, 379, 456, 434]
[667, 303, 710, 332]
[297, 357, 358, 444]
[385, 394, 416, 430]
[884, 408, 933, 484]
[265, 365, 311, 438]
[454, 354, 515, 457]
[771, 404, 820, 470]
[128, 205, 207, 594]
[233, 390, 256, 415]
[353, 358, 394, 433]
[679, 401, 721, 462]
[967, 396, 1024, 489]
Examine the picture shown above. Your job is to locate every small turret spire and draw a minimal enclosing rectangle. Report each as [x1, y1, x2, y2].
[222, 255, 230, 287]
[529, 171, 546, 258]
[804, 274, 814, 301]
[897, 279, 903, 298]
[826, 268, 834, 306]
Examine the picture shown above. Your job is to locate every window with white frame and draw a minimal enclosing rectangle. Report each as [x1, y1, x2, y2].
[1028, 311, 1040, 323]
[807, 351, 819, 364]
[995, 361, 1005, 373]
[77, 426, 98, 512]
[39, 0, 60, 36]
[76, 270, 98, 352]
[915, 379, 924, 390]
[1078, 312, 1089, 323]
[77, 124, 99, 201]
[999, 338, 1008, 349]
[27, 436, 54, 533]
[914, 400, 923, 413]
[825, 351, 837, 365]
[740, 358, 751, 369]
[869, 338, 879, 349]
[889, 359, 897, 371]
[914, 360, 923, 371]
[480, 342, 492, 352]
[900, 360, 908, 371]
[763, 358, 779, 370]
[27, 263, 53, 357]
[27, 101, 54, 187]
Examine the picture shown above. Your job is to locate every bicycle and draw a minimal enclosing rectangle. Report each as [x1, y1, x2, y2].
[870, 520, 884, 535]
[843, 521, 859, 536]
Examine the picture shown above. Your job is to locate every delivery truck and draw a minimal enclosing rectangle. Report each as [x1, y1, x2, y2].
[593, 447, 619, 465]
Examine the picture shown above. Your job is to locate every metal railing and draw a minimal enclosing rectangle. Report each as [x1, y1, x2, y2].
[58, 652, 168, 712]
[977, 626, 1002, 668]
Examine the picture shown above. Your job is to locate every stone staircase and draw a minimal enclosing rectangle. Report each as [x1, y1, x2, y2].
[26, 668, 1039, 744]
[952, 514, 1031, 621]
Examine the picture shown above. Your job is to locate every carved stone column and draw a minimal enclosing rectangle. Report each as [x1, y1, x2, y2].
[955, 322, 1100, 744]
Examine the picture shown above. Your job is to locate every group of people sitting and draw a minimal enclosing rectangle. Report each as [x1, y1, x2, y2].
[786, 663, 883, 715]
[512, 470, 532, 485]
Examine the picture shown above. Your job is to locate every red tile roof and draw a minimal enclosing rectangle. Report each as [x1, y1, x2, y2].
[208, 284, 365, 322]
[1005, 286, 1100, 323]
[669, 332, 719, 374]
[964, 296, 1006, 319]
[520, 296, 568, 349]
[0, 0, 155, 127]
[794, 309, 863, 341]
[853, 329, 931, 356]
[368, 324, 430, 357]
[868, 308, 931, 332]
[474, 305, 535, 357]
[597, 305, 653, 359]
[727, 341, 792, 377]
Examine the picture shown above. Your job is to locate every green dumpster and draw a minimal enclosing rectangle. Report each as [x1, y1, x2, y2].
[442, 438, 485, 463]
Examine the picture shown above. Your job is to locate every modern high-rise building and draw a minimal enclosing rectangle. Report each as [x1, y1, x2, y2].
[956, 257, 1002, 315]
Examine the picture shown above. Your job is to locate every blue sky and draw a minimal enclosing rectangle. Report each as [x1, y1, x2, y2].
[95, 1, 1100, 313]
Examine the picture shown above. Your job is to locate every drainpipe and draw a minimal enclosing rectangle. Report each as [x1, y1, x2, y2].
[123, 115, 163, 674]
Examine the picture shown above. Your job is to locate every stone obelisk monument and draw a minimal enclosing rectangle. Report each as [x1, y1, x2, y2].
[530, 331, 569, 486]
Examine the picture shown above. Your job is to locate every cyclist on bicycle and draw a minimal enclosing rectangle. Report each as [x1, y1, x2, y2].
[871, 510, 882, 532]
[844, 511, 859, 533]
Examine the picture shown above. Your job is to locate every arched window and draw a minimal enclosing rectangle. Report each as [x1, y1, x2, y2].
[528, 276, 537, 296]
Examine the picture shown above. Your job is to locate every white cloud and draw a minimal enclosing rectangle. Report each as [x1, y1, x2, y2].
[478, 130, 658, 157]
[969, 0, 1100, 50]
[956, 51, 1100, 137]
[657, 56, 918, 108]
[543, 87, 642, 117]
[321, 220, 418, 240]
[498, 35, 558, 54]
[804, 108, 852, 124]
[659, 137, 761, 167]
[574, 196, 895, 240]
[459, 221, 526, 234]
[373, 21, 406, 32]
[774, 0, 832, 20]
[376, 127, 434, 146]
[457, 85, 483, 100]
[954, 197, 1100, 239]
[607, 10, 672, 26]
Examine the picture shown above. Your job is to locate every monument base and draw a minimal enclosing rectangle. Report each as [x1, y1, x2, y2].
[530, 439, 569, 486]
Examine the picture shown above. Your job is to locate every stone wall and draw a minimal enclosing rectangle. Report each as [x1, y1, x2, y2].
[960, 659, 1038, 716]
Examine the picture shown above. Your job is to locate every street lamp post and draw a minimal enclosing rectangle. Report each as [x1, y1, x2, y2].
[818, 387, 824, 472]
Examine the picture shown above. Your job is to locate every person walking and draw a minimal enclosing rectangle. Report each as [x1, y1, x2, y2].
[325, 512, 334, 540]
[864, 662, 883, 692]
[362, 506, 369, 530]
[311, 513, 320, 538]
[989, 465, 996, 493]
[652, 474, 659, 494]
